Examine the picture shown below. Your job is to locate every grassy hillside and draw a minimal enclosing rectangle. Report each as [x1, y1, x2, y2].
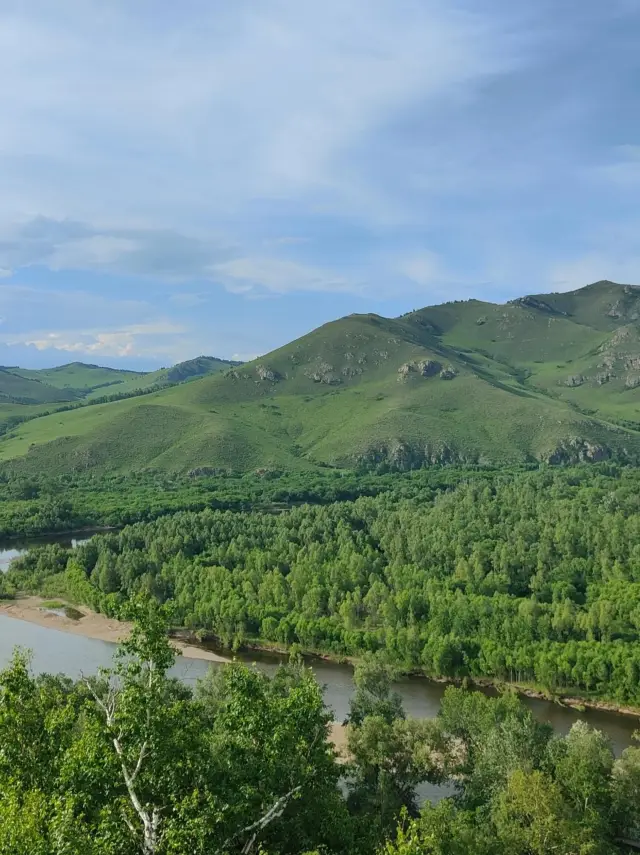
[0, 356, 241, 441]
[1, 282, 639, 475]
[0, 368, 79, 405]
[11, 356, 238, 401]
[13, 362, 145, 392]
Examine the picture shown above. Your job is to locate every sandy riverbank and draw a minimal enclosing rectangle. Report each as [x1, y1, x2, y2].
[0, 597, 232, 664]
[0, 596, 350, 753]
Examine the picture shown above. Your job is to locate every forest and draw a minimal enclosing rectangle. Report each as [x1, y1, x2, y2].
[1, 603, 639, 854]
[6, 465, 640, 706]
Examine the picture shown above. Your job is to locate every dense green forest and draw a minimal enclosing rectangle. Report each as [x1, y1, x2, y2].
[6, 466, 640, 706]
[1, 605, 639, 854]
[0, 465, 515, 538]
[0, 468, 398, 538]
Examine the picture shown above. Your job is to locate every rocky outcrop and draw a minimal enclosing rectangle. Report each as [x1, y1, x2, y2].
[255, 364, 281, 382]
[341, 365, 364, 378]
[543, 438, 611, 465]
[397, 359, 442, 380]
[188, 467, 228, 477]
[564, 375, 585, 387]
[305, 362, 341, 384]
[348, 440, 482, 472]
[510, 295, 567, 315]
[419, 359, 441, 377]
[595, 372, 613, 386]
[625, 375, 640, 389]
[439, 365, 458, 380]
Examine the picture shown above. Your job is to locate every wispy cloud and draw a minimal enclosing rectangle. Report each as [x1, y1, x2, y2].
[0, 1, 639, 366]
[0, 1, 522, 279]
[15, 322, 186, 359]
[214, 257, 356, 295]
[597, 145, 640, 188]
[549, 254, 640, 293]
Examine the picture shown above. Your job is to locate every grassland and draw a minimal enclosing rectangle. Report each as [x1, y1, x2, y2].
[1, 281, 639, 475]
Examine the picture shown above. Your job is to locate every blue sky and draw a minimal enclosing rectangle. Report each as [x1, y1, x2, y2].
[0, 0, 639, 369]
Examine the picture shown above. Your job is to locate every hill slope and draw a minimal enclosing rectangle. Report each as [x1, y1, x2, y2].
[1, 282, 640, 475]
[0, 356, 240, 440]
[10, 356, 239, 401]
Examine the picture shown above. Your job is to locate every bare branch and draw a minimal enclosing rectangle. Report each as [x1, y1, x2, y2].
[83, 673, 161, 853]
[224, 786, 302, 855]
[131, 741, 148, 783]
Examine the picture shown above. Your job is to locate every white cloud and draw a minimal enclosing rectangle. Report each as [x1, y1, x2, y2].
[231, 352, 261, 363]
[213, 257, 357, 295]
[0, 1, 519, 240]
[399, 252, 447, 286]
[11, 321, 186, 359]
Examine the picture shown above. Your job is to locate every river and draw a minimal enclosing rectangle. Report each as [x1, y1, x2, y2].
[0, 612, 638, 757]
[0, 530, 105, 572]
[1, 533, 639, 760]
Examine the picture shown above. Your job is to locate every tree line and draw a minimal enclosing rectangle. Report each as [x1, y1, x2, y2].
[6, 466, 640, 704]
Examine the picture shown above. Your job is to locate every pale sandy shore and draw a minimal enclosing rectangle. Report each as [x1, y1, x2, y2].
[0, 596, 231, 664]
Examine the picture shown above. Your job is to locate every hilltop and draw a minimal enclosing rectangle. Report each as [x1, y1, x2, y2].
[0, 355, 240, 440]
[1, 281, 640, 474]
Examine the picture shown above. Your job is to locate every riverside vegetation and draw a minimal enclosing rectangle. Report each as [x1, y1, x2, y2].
[5, 465, 640, 708]
[1, 602, 640, 854]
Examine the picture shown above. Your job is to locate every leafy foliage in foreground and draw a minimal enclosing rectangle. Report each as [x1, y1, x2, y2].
[0, 613, 638, 854]
[8, 466, 640, 705]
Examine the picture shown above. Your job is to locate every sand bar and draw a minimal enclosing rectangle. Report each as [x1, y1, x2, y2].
[0, 596, 231, 663]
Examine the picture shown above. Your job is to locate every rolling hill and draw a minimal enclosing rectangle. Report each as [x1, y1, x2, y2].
[7, 356, 240, 401]
[0, 356, 240, 440]
[1, 281, 640, 475]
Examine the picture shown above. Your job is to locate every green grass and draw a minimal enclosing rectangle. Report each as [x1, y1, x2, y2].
[1, 282, 640, 474]
[0, 368, 79, 405]
[39, 600, 84, 620]
[5, 356, 239, 405]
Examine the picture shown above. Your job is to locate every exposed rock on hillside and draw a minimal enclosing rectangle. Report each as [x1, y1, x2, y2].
[256, 365, 281, 382]
[350, 440, 475, 471]
[397, 359, 441, 381]
[544, 438, 611, 464]
[564, 375, 585, 387]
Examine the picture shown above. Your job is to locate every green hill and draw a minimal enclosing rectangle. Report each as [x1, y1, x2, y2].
[0, 368, 79, 405]
[11, 356, 238, 401]
[1, 282, 640, 475]
[0, 356, 240, 441]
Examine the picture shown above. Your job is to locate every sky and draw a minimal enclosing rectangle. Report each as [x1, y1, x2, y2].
[0, 0, 639, 370]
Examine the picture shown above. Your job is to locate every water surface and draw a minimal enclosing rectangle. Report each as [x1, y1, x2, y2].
[0, 529, 106, 572]
[0, 614, 637, 756]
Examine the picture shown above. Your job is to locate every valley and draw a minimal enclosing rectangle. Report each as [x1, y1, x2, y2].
[3, 281, 640, 854]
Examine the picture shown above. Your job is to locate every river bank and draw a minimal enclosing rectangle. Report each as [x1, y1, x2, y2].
[182, 634, 640, 721]
[0, 597, 231, 664]
[0, 596, 352, 753]
[0, 525, 119, 544]
[3, 595, 640, 722]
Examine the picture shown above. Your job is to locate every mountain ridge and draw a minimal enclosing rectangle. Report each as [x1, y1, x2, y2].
[1, 281, 639, 475]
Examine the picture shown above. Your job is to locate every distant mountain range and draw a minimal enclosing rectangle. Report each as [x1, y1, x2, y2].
[0, 356, 241, 406]
[2, 281, 640, 475]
